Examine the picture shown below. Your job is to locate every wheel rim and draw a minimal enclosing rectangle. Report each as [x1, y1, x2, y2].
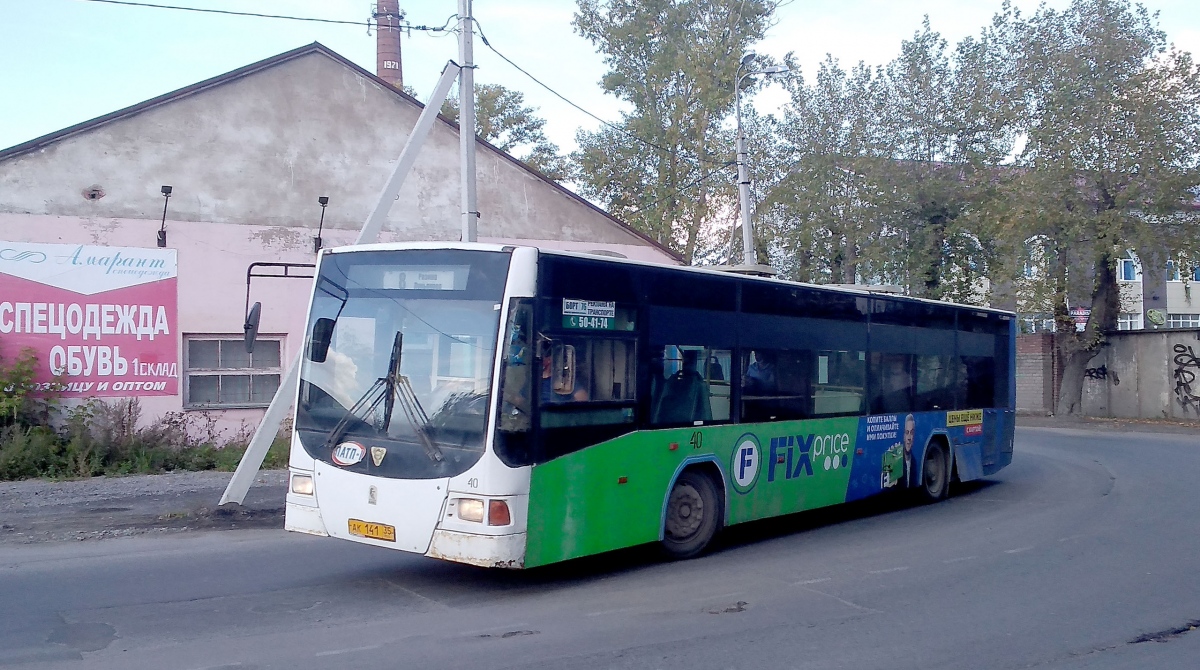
[924, 447, 946, 496]
[665, 482, 704, 540]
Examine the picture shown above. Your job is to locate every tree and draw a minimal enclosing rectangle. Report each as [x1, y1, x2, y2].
[571, 0, 778, 264]
[997, 0, 1200, 414]
[441, 83, 569, 181]
[760, 18, 1013, 301]
[756, 57, 891, 284]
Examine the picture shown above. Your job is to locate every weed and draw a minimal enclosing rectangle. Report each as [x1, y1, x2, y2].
[0, 396, 292, 481]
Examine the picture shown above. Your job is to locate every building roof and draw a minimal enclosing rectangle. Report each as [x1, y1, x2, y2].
[0, 42, 682, 262]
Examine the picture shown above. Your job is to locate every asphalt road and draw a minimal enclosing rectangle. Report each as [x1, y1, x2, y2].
[2, 426, 1199, 669]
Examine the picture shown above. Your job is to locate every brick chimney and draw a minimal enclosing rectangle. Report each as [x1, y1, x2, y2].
[374, 1, 404, 89]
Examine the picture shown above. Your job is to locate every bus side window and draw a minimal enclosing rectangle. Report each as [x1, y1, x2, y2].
[870, 352, 915, 414]
[741, 349, 811, 422]
[651, 347, 727, 425]
[498, 300, 533, 433]
[813, 350, 865, 416]
[915, 354, 955, 411]
[538, 337, 637, 434]
[960, 356, 996, 408]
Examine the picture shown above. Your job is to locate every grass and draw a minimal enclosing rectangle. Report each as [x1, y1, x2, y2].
[0, 398, 291, 481]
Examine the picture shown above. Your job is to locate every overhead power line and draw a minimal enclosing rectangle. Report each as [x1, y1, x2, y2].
[75, 0, 457, 32]
[471, 19, 731, 168]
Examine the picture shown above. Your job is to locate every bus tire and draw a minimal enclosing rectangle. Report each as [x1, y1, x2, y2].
[918, 439, 950, 503]
[661, 470, 722, 559]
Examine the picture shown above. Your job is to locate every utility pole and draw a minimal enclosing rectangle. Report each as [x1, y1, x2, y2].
[459, 0, 478, 243]
[221, 1, 485, 506]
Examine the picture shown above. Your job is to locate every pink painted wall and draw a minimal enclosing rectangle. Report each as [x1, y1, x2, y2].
[1, 213, 677, 440]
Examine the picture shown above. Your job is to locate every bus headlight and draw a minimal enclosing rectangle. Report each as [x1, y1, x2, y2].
[290, 473, 314, 496]
[457, 498, 485, 523]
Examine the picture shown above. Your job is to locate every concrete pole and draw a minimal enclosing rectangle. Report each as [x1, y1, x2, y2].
[459, 0, 479, 243]
[220, 62, 464, 506]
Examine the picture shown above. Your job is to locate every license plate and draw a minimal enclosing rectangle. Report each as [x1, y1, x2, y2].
[348, 519, 396, 542]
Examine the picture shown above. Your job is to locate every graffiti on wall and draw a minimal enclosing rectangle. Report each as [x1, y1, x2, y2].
[1084, 365, 1108, 380]
[1173, 344, 1200, 414]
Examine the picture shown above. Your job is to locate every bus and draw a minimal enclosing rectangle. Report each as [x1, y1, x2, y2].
[283, 243, 1014, 568]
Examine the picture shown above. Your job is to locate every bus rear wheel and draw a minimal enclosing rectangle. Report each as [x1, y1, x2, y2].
[919, 440, 950, 503]
[661, 470, 721, 559]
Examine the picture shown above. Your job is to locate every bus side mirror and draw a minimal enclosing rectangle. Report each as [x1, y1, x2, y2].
[552, 343, 576, 395]
[243, 302, 261, 354]
[309, 317, 335, 363]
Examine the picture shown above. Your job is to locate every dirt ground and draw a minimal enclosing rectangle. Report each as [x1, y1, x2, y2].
[0, 470, 287, 545]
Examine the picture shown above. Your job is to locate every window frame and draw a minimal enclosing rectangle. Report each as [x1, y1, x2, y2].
[1167, 314, 1200, 329]
[1117, 257, 1141, 282]
[1117, 313, 1143, 331]
[184, 334, 284, 409]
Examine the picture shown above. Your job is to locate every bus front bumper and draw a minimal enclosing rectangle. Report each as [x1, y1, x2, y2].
[285, 499, 329, 537]
[426, 529, 527, 569]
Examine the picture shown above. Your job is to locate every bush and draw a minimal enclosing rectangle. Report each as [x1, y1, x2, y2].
[0, 344, 59, 428]
[0, 394, 293, 481]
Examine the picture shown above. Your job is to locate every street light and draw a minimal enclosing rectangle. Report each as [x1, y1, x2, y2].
[732, 54, 789, 271]
[313, 196, 329, 253]
[157, 185, 172, 248]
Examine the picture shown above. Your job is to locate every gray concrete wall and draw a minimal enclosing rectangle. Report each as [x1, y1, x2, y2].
[1081, 329, 1200, 420]
[0, 48, 673, 260]
[1164, 281, 1198, 314]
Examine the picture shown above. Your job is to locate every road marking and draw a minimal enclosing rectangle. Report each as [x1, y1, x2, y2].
[316, 644, 382, 657]
[792, 577, 832, 586]
[868, 566, 909, 574]
[1004, 546, 1033, 554]
[943, 556, 977, 563]
[797, 586, 883, 614]
[586, 606, 641, 617]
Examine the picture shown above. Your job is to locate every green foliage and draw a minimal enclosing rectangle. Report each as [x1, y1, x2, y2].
[0, 397, 291, 481]
[0, 345, 58, 427]
[442, 83, 569, 180]
[758, 17, 1015, 302]
[571, 0, 778, 263]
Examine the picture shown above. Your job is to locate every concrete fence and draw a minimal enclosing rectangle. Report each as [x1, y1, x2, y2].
[1016, 330, 1200, 420]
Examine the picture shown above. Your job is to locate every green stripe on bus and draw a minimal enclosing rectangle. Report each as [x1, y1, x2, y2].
[525, 418, 860, 567]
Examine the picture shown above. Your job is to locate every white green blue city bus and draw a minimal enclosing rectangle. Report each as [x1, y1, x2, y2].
[284, 243, 1015, 568]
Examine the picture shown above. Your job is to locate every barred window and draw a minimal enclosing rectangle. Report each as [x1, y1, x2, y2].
[185, 336, 282, 408]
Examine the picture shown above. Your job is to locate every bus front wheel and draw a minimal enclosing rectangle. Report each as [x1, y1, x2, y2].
[662, 470, 721, 559]
[919, 440, 950, 503]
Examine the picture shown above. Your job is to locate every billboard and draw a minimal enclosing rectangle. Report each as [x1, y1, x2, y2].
[0, 241, 178, 397]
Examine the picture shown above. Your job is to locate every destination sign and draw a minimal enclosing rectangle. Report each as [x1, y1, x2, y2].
[563, 299, 616, 318]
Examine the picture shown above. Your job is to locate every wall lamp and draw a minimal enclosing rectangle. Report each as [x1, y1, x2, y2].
[313, 196, 329, 253]
[157, 185, 172, 247]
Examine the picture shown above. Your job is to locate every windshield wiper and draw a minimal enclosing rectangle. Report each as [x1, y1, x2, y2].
[322, 331, 444, 463]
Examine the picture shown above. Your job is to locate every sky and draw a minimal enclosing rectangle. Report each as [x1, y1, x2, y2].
[3, 0, 1200, 154]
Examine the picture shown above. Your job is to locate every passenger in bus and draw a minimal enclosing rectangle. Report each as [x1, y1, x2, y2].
[876, 356, 914, 413]
[743, 350, 778, 395]
[540, 353, 589, 402]
[708, 355, 725, 381]
[652, 349, 711, 424]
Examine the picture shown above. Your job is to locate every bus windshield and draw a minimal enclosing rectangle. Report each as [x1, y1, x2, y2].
[296, 249, 510, 479]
